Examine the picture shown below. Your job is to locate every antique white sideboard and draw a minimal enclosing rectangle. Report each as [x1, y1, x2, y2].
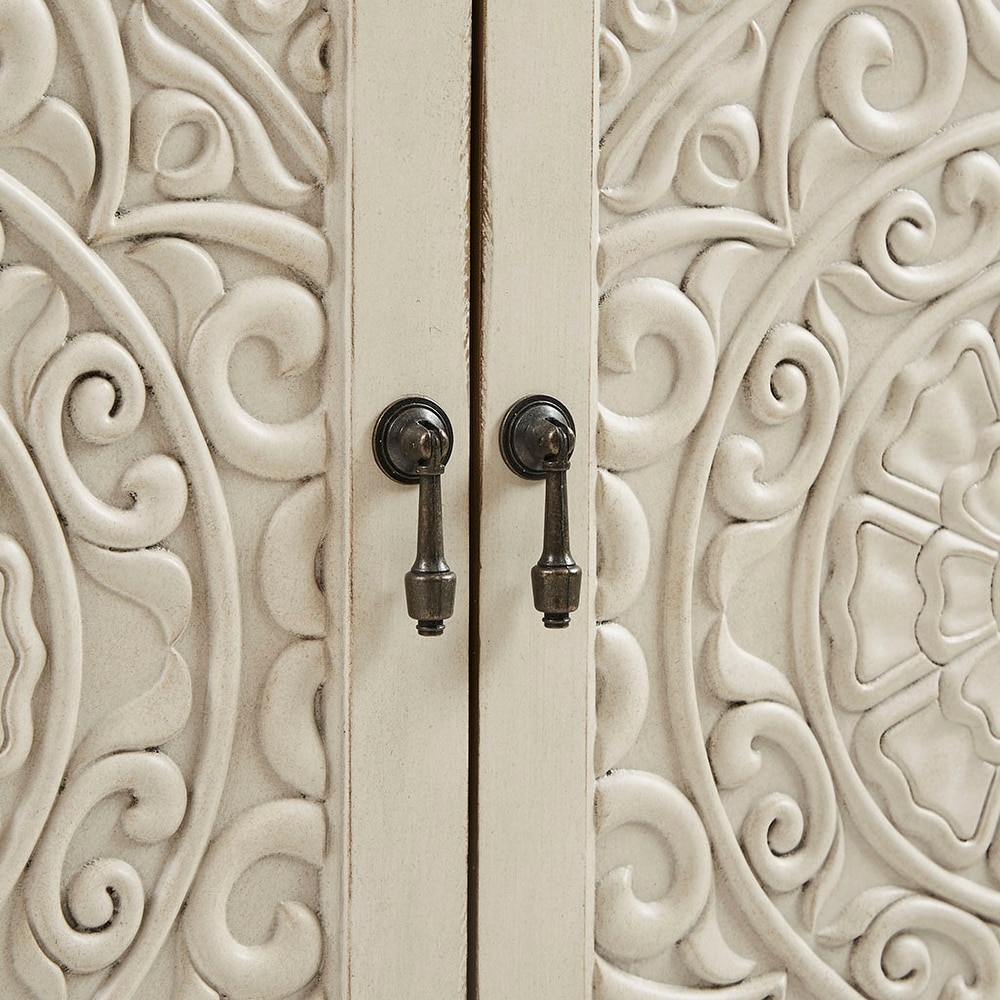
[0, 2, 996, 999]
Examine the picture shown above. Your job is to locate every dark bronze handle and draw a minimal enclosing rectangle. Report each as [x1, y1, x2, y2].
[500, 395, 582, 628]
[374, 397, 456, 636]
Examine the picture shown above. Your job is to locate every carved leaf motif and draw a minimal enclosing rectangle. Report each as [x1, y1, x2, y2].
[702, 618, 800, 712]
[74, 541, 192, 644]
[124, 2, 316, 208]
[595, 622, 650, 775]
[760, 0, 968, 228]
[600, 27, 631, 103]
[817, 886, 911, 948]
[0, 266, 68, 427]
[803, 280, 849, 394]
[598, 208, 789, 290]
[72, 650, 193, 773]
[789, 117, 869, 215]
[0, 0, 56, 136]
[601, 23, 766, 213]
[132, 88, 236, 200]
[704, 507, 801, 610]
[598, 0, 776, 210]
[679, 890, 757, 986]
[148, 0, 329, 179]
[260, 477, 326, 637]
[819, 262, 912, 316]
[595, 470, 650, 622]
[3, 98, 96, 202]
[288, 12, 332, 94]
[260, 639, 326, 798]
[49, 0, 130, 239]
[684, 240, 759, 348]
[800, 818, 845, 934]
[961, 0, 1000, 80]
[183, 799, 325, 1000]
[127, 237, 225, 358]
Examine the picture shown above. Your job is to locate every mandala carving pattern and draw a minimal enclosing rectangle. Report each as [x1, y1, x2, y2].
[595, 2, 1000, 998]
[0, 2, 337, 998]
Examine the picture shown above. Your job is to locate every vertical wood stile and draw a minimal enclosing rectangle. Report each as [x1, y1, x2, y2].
[475, 1, 600, 997]
[333, 2, 472, 997]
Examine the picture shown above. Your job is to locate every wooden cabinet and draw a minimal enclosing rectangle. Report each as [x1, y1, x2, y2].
[5, 2, 1000, 1000]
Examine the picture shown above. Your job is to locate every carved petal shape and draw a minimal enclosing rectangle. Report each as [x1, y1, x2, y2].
[261, 478, 326, 638]
[260, 640, 326, 798]
[184, 799, 324, 1000]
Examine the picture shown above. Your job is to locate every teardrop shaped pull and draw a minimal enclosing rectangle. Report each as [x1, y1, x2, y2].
[500, 395, 581, 628]
[373, 397, 457, 636]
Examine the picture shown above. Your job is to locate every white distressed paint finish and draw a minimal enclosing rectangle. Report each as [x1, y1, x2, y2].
[475, 1, 599, 998]
[0, 2, 337, 998]
[0, 1, 471, 998]
[593, 2, 1000, 999]
[346, 0, 471, 999]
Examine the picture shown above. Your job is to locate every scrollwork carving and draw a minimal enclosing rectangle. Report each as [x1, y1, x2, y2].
[0, 1, 336, 995]
[186, 276, 327, 481]
[709, 319, 843, 522]
[26, 332, 189, 549]
[708, 702, 838, 896]
[856, 152, 1000, 303]
[23, 752, 188, 974]
[596, 0, 1000, 997]
[183, 799, 325, 1000]
[598, 278, 715, 472]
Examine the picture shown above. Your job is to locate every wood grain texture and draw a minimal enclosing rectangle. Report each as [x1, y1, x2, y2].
[345, 1, 471, 998]
[475, 1, 599, 997]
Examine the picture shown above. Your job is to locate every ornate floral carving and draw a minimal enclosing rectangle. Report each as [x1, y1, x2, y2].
[0, 2, 337, 997]
[596, 1, 1000, 998]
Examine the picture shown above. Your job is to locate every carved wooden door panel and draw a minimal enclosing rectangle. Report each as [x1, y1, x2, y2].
[580, 2, 1000, 1000]
[0, 2, 470, 1000]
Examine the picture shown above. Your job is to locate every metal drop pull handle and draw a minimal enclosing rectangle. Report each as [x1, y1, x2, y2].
[373, 397, 457, 636]
[500, 395, 582, 628]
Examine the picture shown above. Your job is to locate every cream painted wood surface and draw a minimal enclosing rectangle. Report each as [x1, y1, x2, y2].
[474, 2, 598, 999]
[0, 2, 469, 999]
[345, 0, 470, 998]
[13, 4, 1000, 1000]
[592, 3, 1000, 1000]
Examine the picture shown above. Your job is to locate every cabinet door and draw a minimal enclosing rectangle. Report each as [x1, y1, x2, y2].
[483, 2, 1000, 999]
[475, 3, 597, 998]
[0, 3, 469, 999]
